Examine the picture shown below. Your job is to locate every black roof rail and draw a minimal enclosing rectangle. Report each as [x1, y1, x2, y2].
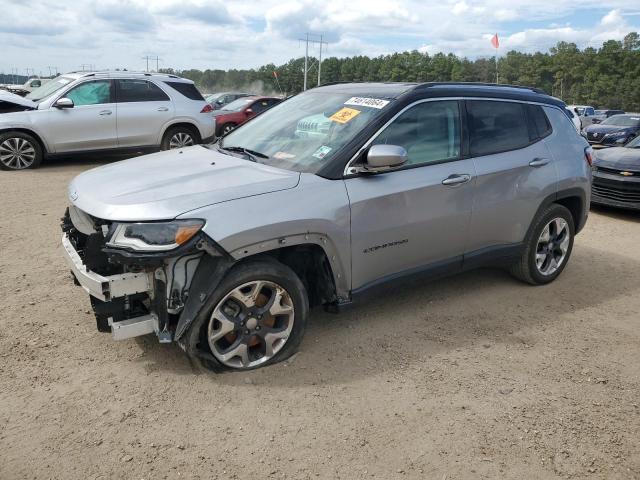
[415, 81, 547, 95]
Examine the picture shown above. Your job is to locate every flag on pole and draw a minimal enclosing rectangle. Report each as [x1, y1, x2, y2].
[273, 71, 278, 78]
[491, 33, 499, 49]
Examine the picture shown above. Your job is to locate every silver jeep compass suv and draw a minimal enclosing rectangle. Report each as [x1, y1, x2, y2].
[61, 82, 592, 371]
[0, 71, 215, 170]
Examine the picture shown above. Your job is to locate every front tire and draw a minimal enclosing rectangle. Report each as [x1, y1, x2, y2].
[185, 259, 309, 372]
[219, 123, 236, 136]
[510, 204, 575, 285]
[0, 131, 43, 170]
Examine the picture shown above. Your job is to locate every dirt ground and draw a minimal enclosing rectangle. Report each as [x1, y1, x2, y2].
[0, 156, 639, 480]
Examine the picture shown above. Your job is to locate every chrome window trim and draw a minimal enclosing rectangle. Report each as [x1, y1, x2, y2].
[342, 96, 565, 177]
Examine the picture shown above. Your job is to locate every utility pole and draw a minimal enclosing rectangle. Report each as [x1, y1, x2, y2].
[303, 33, 308, 91]
[142, 55, 161, 72]
[317, 34, 323, 87]
[298, 33, 328, 91]
[80, 64, 92, 72]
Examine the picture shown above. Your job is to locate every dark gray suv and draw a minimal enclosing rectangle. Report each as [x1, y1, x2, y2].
[62, 82, 592, 371]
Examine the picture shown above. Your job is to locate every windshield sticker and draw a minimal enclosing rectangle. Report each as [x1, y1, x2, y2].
[330, 107, 361, 124]
[274, 151, 296, 160]
[344, 97, 390, 109]
[312, 146, 332, 159]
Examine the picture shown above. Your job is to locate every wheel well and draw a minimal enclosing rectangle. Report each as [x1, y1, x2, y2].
[256, 244, 338, 308]
[163, 122, 201, 143]
[555, 195, 583, 231]
[0, 128, 47, 155]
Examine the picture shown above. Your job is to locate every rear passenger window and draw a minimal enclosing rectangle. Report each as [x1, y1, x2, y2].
[116, 80, 169, 102]
[467, 100, 530, 157]
[527, 105, 552, 139]
[373, 100, 461, 166]
[164, 82, 205, 101]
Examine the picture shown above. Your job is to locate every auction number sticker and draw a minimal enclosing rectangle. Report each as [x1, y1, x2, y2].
[344, 97, 390, 109]
[330, 107, 361, 124]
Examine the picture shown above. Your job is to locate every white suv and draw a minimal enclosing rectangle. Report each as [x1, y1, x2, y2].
[0, 71, 215, 170]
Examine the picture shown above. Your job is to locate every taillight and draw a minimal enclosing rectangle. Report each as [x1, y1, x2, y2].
[584, 146, 593, 167]
[201, 104, 213, 113]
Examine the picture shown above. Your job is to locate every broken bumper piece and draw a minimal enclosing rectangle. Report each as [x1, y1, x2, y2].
[62, 233, 160, 341]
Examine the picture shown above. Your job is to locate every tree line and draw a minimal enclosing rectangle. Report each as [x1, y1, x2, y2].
[164, 32, 640, 111]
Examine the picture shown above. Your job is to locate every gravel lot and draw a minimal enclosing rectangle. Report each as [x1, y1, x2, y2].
[1, 156, 639, 480]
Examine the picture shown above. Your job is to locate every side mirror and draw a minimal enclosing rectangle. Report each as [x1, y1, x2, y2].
[364, 144, 407, 171]
[54, 97, 74, 109]
[245, 108, 254, 114]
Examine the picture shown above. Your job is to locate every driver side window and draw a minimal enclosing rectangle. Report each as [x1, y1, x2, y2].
[372, 100, 461, 166]
[65, 80, 112, 106]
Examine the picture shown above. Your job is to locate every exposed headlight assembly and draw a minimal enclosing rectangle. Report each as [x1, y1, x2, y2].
[107, 219, 204, 252]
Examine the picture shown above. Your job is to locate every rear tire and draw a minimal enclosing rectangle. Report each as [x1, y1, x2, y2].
[161, 126, 199, 150]
[184, 259, 309, 372]
[0, 131, 43, 170]
[510, 204, 575, 285]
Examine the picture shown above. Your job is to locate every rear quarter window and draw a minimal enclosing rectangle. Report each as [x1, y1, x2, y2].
[164, 82, 205, 101]
[466, 100, 530, 157]
[527, 104, 552, 139]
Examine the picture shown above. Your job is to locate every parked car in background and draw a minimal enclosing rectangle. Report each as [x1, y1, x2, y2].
[591, 109, 625, 124]
[206, 92, 253, 110]
[0, 71, 215, 170]
[565, 107, 582, 132]
[567, 104, 596, 129]
[61, 82, 591, 371]
[212, 95, 282, 136]
[591, 135, 640, 210]
[0, 78, 51, 97]
[584, 114, 640, 148]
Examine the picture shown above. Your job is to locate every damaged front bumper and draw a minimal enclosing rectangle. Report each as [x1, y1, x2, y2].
[61, 207, 232, 344]
[62, 232, 159, 340]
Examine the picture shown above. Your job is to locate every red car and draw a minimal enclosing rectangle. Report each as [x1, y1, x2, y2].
[212, 96, 282, 136]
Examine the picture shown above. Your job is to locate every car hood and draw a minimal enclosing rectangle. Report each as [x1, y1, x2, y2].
[585, 124, 634, 135]
[594, 146, 640, 172]
[69, 146, 301, 221]
[0, 90, 37, 110]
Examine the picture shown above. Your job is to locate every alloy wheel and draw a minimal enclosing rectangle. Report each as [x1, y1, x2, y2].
[207, 280, 295, 369]
[0, 137, 36, 170]
[535, 217, 570, 276]
[223, 125, 234, 135]
[168, 132, 194, 149]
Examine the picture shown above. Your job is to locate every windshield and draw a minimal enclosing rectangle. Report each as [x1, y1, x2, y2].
[206, 93, 222, 102]
[626, 136, 640, 148]
[26, 76, 73, 102]
[222, 98, 254, 111]
[602, 115, 640, 127]
[218, 91, 391, 173]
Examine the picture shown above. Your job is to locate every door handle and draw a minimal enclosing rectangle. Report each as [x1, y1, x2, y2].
[529, 157, 550, 167]
[99, 110, 112, 116]
[157, 107, 169, 112]
[442, 174, 472, 186]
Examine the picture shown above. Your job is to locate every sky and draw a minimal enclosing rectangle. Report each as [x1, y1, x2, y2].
[1, 0, 639, 76]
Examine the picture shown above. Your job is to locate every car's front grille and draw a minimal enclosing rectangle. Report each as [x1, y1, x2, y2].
[596, 166, 640, 176]
[592, 178, 640, 204]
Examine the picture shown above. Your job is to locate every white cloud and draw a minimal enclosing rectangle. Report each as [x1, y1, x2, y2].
[0, 1, 638, 74]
